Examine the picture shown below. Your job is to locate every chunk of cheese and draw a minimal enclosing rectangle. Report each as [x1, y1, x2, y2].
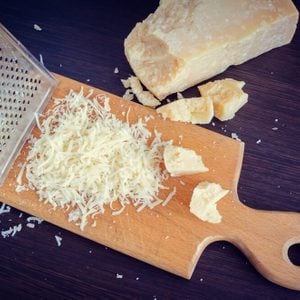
[163, 145, 208, 177]
[156, 97, 213, 124]
[189, 181, 229, 224]
[124, 0, 298, 99]
[198, 78, 248, 121]
[122, 76, 160, 107]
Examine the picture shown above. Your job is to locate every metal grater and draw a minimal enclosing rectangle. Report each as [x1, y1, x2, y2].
[0, 23, 58, 185]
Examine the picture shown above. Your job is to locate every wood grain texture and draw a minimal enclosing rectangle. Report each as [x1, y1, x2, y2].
[0, 0, 299, 299]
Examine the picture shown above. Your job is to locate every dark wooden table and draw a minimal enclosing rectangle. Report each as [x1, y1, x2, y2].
[0, 0, 299, 299]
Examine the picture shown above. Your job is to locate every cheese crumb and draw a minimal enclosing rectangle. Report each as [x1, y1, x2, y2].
[164, 145, 208, 177]
[121, 79, 130, 89]
[231, 132, 241, 141]
[256, 139, 262, 144]
[26, 216, 43, 224]
[55, 235, 62, 247]
[176, 92, 184, 99]
[0, 203, 11, 215]
[39, 54, 44, 65]
[116, 273, 123, 279]
[1, 224, 22, 238]
[122, 76, 160, 107]
[33, 24, 42, 31]
[198, 78, 248, 121]
[114, 67, 119, 74]
[189, 181, 229, 223]
[156, 97, 213, 124]
[122, 88, 134, 101]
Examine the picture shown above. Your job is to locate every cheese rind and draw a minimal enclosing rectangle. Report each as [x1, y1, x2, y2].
[198, 78, 248, 121]
[156, 97, 213, 124]
[189, 181, 229, 224]
[163, 145, 208, 177]
[125, 0, 299, 99]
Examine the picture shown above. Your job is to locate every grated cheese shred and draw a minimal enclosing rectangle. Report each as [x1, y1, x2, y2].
[17, 89, 174, 230]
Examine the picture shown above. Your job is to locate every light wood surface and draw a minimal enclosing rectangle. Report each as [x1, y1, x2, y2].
[0, 74, 299, 290]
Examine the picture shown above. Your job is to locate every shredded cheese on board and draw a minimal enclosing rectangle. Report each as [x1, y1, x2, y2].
[17, 89, 174, 230]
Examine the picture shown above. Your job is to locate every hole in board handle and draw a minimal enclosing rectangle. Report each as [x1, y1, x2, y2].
[288, 244, 300, 266]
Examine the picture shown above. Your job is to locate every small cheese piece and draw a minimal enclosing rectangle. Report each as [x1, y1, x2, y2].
[198, 78, 248, 121]
[156, 97, 213, 124]
[124, 0, 299, 99]
[163, 145, 208, 177]
[123, 76, 160, 107]
[122, 88, 134, 101]
[189, 181, 229, 224]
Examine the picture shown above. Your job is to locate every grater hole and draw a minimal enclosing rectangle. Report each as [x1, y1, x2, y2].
[0, 47, 46, 158]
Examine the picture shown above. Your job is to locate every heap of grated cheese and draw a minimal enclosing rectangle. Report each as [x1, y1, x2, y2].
[17, 89, 173, 230]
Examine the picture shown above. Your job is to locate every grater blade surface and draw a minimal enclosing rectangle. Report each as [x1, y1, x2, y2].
[0, 24, 57, 185]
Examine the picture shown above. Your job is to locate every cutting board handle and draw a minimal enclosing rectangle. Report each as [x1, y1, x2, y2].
[224, 203, 300, 290]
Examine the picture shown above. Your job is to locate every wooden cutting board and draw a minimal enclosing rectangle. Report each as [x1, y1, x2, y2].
[0, 74, 299, 290]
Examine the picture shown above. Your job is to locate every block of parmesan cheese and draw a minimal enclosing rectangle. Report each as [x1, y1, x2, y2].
[124, 0, 299, 100]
